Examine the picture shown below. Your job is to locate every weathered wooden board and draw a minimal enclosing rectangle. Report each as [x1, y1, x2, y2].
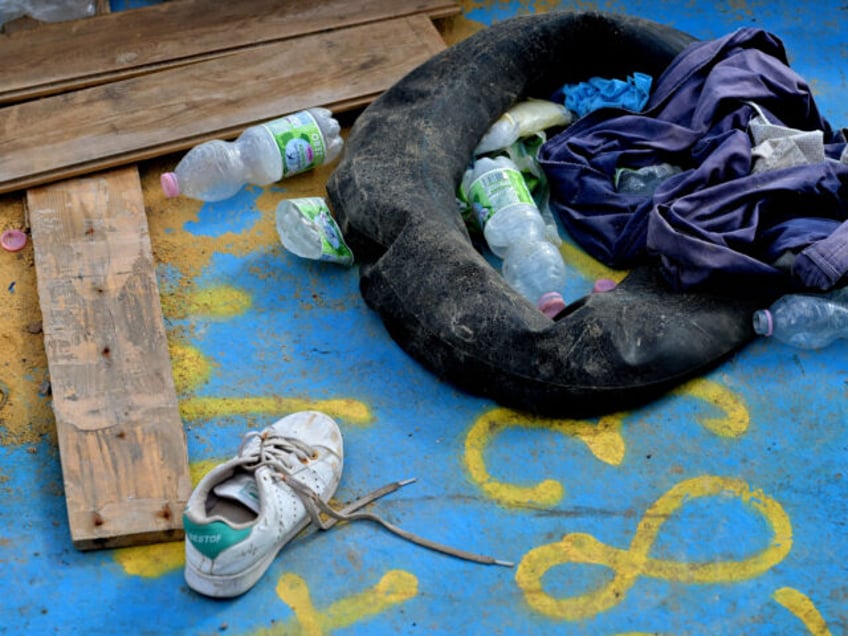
[27, 166, 191, 550]
[0, 0, 458, 104]
[0, 15, 446, 194]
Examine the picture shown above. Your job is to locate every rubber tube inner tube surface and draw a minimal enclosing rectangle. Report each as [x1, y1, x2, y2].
[327, 11, 772, 417]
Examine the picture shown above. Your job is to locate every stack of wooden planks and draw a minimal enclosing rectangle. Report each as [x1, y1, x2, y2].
[3, 0, 457, 550]
[0, 0, 455, 193]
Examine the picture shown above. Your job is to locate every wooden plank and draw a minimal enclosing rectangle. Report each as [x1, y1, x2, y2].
[0, 15, 446, 194]
[0, 0, 459, 104]
[27, 165, 191, 550]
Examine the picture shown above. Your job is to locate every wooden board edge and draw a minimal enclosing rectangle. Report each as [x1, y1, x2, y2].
[0, 15, 449, 196]
[0, 0, 458, 105]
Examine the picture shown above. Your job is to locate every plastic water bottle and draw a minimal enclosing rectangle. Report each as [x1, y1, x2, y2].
[460, 156, 567, 317]
[275, 197, 353, 266]
[615, 163, 682, 195]
[161, 108, 342, 202]
[752, 292, 848, 349]
[1, 0, 94, 26]
[461, 156, 547, 257]
[502, 239, 568, 317]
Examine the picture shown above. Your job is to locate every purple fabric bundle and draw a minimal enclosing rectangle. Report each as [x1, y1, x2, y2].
[539, 28, 848, 292]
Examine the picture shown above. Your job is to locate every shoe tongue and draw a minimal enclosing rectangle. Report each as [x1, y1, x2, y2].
[213, 472, 261, 514]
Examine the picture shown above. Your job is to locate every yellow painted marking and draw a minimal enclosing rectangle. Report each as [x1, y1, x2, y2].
[559, 240, 628, 284]
[773, 587, 832, 636]
[168, 340, 215, 394]
[264, 570, 418, 635]
[671, 378, 750, 438]
[180, 396, 372, 425]
[114, 541, 185, 578]
[464, 407, 625, 507]
[516, 476, 792, 621]
[275, 574, 322, 636]
[186, 284, 252, 318]
[161, 284, 252, 320]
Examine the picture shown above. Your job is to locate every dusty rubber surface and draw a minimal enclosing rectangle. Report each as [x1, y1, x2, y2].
[328, 11, 774, 416]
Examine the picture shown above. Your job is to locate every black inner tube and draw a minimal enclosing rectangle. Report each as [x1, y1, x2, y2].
[327, 11, 776, 417]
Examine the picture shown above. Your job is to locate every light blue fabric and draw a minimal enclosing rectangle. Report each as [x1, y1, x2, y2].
[556, 72, 653, 118]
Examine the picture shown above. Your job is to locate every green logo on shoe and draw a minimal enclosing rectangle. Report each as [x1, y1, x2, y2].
[183, 516, 250, 560]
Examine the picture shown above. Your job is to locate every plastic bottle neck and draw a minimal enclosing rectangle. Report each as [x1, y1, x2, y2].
[752, 309, 774, 336]
[538, 292, 566, 318]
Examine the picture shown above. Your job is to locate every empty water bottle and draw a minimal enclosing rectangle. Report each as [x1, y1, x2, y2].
[615, 163, 682, 195]
[1, 0, 93, 26]
[275, 197, 353, 266]
[752, 291, 848, 349]
[502, 239, 568, 318]
[460, 156, 545, 256]
[460, 156, 566, 317]
[161, 108, 342, 202]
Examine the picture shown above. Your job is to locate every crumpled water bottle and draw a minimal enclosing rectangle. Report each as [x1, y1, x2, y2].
[275, 197, 354, 266]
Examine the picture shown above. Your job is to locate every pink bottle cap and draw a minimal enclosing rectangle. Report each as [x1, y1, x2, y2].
[592, 278, 617, 293]
[160, 172, 180, 198]
[538, 292, 566, 318]
[1, 229, 27, 252]
[762, 309, 774, 337]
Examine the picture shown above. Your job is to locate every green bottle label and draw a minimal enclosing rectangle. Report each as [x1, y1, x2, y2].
[280, 197, 354, 266]
[183, 516, 251, 560]
[467, 167, 534, 228]
[263, 110, 327, 177]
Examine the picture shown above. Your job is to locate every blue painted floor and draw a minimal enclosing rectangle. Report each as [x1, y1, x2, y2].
[1, 1, 846, 634]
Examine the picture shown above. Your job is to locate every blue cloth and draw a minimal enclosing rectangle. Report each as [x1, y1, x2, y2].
[554, 72, 652, 118]
[539, 28, 848, 292]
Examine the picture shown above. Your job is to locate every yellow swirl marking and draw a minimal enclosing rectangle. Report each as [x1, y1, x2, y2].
[671, 378, 749, 438]
[516, 476, 792, 621]
[464, 407, 625, 507]
[268, 570, 418, 635]
[773, 587, 832, 635]
[180, 396, 373, 426]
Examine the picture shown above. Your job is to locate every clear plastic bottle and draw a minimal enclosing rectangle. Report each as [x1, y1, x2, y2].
[460, 156, 567, 317]
[502, 239, 568, 317]
[752, 292, 848, 349]
[161, 108, 342, 202]
[275, 197, 353, 266]
[1, 0, 94, 26]
[460, 156, 548, 256]
[481, 202, 547, 259]
[615, 163, 683, 195]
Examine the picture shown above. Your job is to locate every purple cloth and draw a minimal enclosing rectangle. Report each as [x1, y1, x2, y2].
[539, 28, 848, 292]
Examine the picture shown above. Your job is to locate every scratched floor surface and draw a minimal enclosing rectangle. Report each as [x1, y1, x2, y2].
[1, 1, 846, 635]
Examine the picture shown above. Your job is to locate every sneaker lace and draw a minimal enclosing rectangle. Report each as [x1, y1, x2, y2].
[236, 430, 513, 568]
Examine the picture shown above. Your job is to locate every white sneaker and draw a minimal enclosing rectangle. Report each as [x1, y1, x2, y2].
[183, 411, 343, 598]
